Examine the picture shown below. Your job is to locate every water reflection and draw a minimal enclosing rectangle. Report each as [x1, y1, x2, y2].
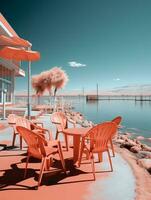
[134, 99, 151, 108]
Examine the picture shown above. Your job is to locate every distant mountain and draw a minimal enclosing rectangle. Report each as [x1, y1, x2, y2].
[109, 84, 151, 95]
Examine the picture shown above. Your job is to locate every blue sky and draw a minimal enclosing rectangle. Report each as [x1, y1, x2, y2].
[1, 0, 151, 93]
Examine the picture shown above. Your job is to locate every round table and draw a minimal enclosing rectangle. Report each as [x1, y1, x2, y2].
[63, 127, 91, 163]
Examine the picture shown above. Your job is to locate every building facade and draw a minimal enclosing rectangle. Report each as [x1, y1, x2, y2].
[0, 13, 25, 104]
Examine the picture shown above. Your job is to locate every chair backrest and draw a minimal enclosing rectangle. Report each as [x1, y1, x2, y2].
[16, 126, 47, 159]
[7, 114, 18, 124]
[111, 116, 122, 126]
[84, 122, 117, 152]
[51, 112, 67, 131]
[15, 116, 31, 130]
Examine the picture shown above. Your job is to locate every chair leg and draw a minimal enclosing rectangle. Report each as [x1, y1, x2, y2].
[78, 140, 85, 167]
[64, 134, 69, 151]
[107, 149, 113, 172]
[24, 154, 30, 178]
[12, 133, 16, 147]
[83, 144, 90, 160]
[98, 152, 102, 162]
[38, 157, 46, 188]
[55, 131, 59, 140]
[57, 141, 66, 173]
[45, 158, 51, 171]
[84, 149, 89, 160]
[20, 136, 22, 150]
[90, 153, 95, 180]
[110, 139, 115, 157]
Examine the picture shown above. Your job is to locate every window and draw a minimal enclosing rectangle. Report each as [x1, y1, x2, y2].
[0, 65, 13, 103]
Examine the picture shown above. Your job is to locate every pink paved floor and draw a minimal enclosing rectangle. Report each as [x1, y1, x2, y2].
[0, 114, 135, 200]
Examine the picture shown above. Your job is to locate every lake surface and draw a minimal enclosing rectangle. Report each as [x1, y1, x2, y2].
[61, 96, 151, 141]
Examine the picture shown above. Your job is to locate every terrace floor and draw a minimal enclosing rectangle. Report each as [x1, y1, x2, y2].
[0, 114, 135, 200]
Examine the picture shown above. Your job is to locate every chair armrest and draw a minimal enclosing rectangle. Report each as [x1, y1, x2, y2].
[47, 139, 59, 147]
[31, 122, 52, 140]
[51, 121, 62, 125]
[32, 121, 44, 128]
[31, 122, 45, 131]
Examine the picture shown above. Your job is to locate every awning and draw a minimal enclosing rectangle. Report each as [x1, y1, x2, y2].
[0, 35, 31, 47]
[0, 46, 40, 119]
[12, 36, 32, 48]
[0, 46, 40, 61]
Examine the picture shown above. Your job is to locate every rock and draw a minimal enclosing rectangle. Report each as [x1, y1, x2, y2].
[127, 139, 137, 146]
[134, 139, 142, 145]
[89, 121, 94, 127]
[120, 138, 137, 149]
[0, 146, 3, 151]
[142, 144, 151, 152]
[137, 159, 151, 171]
[124, 132, 132, 137]
[76, 119, 83, 125]
[120, 142, 134, 149]
[81, 120, 90, 127]
[130, 145, 142, 153]
[115, 139, 125, 144]
[136, 136, 145, 140]
[120, 135, 129, 141]
[137, 151, 151, 159]
[147, 138, 151, 142]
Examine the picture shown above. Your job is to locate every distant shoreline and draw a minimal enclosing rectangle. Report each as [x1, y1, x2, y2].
[14, 94, 151, 97]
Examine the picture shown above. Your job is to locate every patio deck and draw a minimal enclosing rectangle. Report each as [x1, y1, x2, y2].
[0, 114, 135, 200]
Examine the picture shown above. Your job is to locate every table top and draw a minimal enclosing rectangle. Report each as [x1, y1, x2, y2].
[63, 127, 91, 136]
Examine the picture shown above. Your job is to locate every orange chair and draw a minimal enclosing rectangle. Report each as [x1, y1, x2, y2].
[7, 113, 17, 124]
[16, 126, 66, 189]
[112, 116, 122, 127]
[51, 112, 76, 151]
[16, 117, 51, 140]
[78, 122, 117, 180]
[8, 115, 51, 149]
[110, 116, 122, 157]
[7, 114, 21, 148]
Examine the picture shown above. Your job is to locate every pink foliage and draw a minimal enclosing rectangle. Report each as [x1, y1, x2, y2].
[32, 67, 68, 96]
[51, 67, 68, 89]
[32, 73, 48, 95]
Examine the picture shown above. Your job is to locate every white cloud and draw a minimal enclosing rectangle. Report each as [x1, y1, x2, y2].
[113, 78, 120, 81]
[68, 61, 86, 68]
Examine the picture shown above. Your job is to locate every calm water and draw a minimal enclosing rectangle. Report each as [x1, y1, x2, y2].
[62, 96, 151, 140]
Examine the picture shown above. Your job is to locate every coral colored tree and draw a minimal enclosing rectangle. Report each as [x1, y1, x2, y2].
[32, 67, 68, 105]
[51, 67, 68, 97]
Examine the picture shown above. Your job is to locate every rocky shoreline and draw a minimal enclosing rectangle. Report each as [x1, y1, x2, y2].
[116, 133, 151, 174]
[65, 110, 94, 127]
[116, 146, 151, 200]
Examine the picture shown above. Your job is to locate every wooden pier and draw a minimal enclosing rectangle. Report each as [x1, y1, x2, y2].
[86, 95, 151, 101]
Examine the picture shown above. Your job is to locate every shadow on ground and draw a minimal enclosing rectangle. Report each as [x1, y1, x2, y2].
[0, 156, 93, 191]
